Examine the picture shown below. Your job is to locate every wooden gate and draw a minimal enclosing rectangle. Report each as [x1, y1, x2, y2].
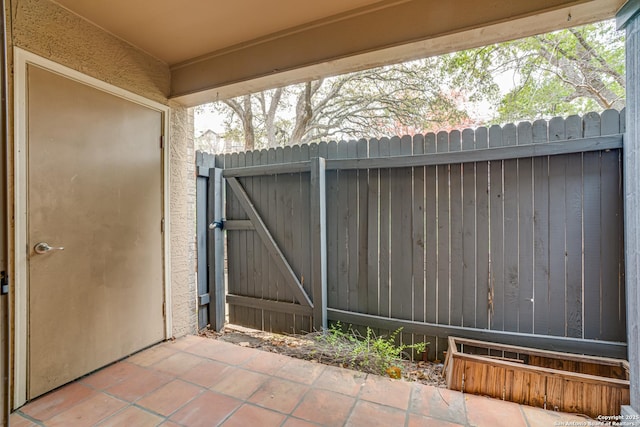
[197, 110, 626, 359]
[196, 152, 327, 333]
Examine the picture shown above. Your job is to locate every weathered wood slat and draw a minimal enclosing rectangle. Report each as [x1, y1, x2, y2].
[517, 122, 534, 334]
[390, 136, 403, 323]
[532, 120, 550, 335]
[548, 117, 567, 337]
[502, 123, 519, 332]
[346, 141, 359, 313]
[227, 294, 312, 317]
[450, 131, 463, 328]
[357, 139, 369, 317]
[285, 145, 304, 333]
[475, 128, 490, 331]
[226, 153, 241, 325]
[601, 147, 624, 342]
[398, 136, 414, 347]
[260, 149, 273, 331]
[299, 144, 312, 333]
[367, 139, 380, 318]
[227, 177, 313, 308]
[275, 147, 292, 330]
[237, 153, 251, 327]
[489, 125, 504, 330]
[244, 151, 260, 329]
[326, 141, 339, 313]
[424, 133, 438, 360]
[412, 134, 427, 350]
[224, 220, 255, 230]
[436, 131, 450, 356]
[600, 110, 625, 342]
[565, 116, 584, 339]
[378, 138, 392, 320]
[220, 135, 622, 177]
[324, 135, 622, 170]
[391, 136, 413, 325]
[223, 160, 311, 177]
[462, 129, 476, 328]
[336, 141, 350, 312]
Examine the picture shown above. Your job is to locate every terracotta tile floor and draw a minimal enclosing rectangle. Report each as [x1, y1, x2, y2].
[11, 335, 597, 426]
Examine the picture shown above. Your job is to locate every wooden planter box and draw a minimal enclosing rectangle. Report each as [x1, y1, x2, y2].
[444, 336, 629, 418]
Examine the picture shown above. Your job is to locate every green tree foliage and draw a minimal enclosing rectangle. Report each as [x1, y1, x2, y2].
[445, 20, 624, 124]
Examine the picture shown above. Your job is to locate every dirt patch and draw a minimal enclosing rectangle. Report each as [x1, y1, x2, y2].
[199, 324, 447, 388]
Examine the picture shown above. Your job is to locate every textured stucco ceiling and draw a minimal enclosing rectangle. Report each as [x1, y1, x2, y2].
[51, 0, 385, 65]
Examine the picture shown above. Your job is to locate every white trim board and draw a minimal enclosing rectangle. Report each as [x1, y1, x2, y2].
[12, 48, 172, 408]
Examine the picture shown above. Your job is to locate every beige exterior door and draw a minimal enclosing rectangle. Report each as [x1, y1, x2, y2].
[26, 65, 165, 399]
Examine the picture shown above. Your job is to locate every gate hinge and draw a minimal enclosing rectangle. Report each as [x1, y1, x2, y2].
[209, 220, 224, 230]
[1, 271, 8, 295]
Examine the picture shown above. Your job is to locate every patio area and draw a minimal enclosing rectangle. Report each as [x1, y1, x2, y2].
[10, 335, 596, 427]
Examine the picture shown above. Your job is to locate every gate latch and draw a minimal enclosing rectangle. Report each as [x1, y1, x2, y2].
[209, 220, 224, 230]
[1, 271, 8, 295]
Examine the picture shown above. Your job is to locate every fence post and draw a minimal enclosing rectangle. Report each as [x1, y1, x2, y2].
[196, 152, 216, 329]
[311, 157, 328, 331]
[208, 167, 225, 331]
[618, 1, 640, 415]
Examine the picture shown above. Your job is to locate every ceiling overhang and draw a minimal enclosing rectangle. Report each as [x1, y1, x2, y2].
[170, 0, 624, 106]
[53, 0, 626, 106]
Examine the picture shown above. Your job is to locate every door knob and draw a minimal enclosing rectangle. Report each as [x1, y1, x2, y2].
[34, 242, 65, 254]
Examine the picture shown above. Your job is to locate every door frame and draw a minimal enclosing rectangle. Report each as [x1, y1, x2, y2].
[12, 48, 172, 407]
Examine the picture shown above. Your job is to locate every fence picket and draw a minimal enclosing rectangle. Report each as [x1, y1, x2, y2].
[357, 139, 369, 316]
[393, 135, 413, 348]
[347, 141, 359, 313]
[412, 134, 427, 350]
[462, 129, 476, 328]
[502, 124, 519, 332]
[274, 147, 290, 331]
[379, 138, 392, 321]
[449, 131, 463, 328]
[489, 125, 504, 330]
[597, 111, 625, 342]
[475, 127, 490, 331]
[517, 122, 534, 334]
[565, 115, 584, 338]
[244, 151, 260, 329]
[531, 120, 550, 335]
[326, 141, 339, 316]
[436, 131, 450, 355]
[267, 148, 280, 331]
[548, 117, 567, 337]
[337, 141, 350, 312]
[290, 145, 304, 332]
[258, 150, 270, 330]
[367, 139, 380, 317]
[424, 133, 438, 360]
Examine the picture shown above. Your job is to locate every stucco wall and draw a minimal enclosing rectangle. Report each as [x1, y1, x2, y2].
[8, 0, 197, 337]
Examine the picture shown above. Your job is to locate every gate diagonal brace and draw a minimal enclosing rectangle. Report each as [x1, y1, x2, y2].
[226, 177, 313, 308]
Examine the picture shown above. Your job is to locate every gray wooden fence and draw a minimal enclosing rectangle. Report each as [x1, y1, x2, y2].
[196, 109, 626, 359]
